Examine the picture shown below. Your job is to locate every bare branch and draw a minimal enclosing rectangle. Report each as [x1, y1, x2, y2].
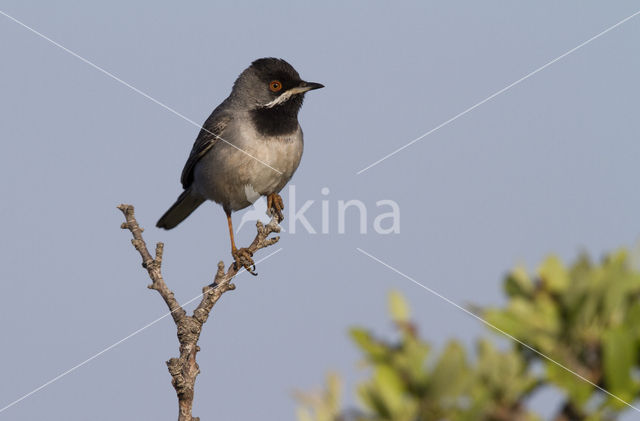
[118, 204, 185, 323]
[117, 204, 280, 421]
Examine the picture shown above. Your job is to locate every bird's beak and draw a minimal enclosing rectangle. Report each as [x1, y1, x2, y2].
[298, 81, 325, 93]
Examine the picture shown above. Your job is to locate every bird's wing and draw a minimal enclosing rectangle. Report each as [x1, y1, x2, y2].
[180, 112, 232, 189]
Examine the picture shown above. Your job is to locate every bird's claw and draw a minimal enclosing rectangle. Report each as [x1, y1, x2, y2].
[267, 193, 284, 222]
[232, 247, 257, 276]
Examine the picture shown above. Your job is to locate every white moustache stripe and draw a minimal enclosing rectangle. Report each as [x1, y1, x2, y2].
[264, 86, 311, 108]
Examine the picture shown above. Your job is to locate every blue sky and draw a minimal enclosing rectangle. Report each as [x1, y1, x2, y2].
[1, 1, 639, 420]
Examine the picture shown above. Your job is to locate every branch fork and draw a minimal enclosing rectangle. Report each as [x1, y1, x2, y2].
[118, 204, 280, 421]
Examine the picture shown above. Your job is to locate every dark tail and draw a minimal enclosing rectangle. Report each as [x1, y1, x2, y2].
[156, 190, 205, 229]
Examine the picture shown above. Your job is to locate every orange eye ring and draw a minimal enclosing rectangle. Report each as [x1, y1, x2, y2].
[269, 80, 282, 92]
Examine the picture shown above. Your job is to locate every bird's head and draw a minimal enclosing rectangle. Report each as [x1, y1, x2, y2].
[231, 58, 324, 111]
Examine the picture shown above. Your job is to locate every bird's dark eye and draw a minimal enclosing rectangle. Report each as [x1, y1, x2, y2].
[269, 80, 282, 92]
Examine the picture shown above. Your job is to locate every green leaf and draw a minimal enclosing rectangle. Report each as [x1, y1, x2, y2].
[388, 290, 410, 323]
[625, 302, 640, 337]
[484, 296, 558, 354]
[372, 364, 406, 416]
[350, 328, 387, 361]
[603, 325, 638, 406]
[545, 361, 593, 405]
[430, 341, 469, 399]
[538, 255, 570, 293]
[394, 334, 429, 386]
[504, 265, 534, 298]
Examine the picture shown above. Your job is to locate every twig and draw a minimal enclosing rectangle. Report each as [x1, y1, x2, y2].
[117, 204, 280, 421]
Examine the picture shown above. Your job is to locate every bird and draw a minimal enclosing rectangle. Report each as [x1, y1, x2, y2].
[156, 58, 323, 274]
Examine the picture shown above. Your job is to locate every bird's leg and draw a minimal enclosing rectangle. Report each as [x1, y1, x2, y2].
[226, 210, 257, 275]
[267, 193, 284, 222]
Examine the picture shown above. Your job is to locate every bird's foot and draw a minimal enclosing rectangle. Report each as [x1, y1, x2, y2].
[267, 193, 284, 222]
[232, 247, 257, 276]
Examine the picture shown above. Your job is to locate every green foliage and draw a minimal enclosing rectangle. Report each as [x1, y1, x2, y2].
[296, 249, 640, 420]
[485, 249, 640, 411]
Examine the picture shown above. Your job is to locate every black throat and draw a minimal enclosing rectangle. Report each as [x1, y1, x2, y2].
[250, 97, 302, 137]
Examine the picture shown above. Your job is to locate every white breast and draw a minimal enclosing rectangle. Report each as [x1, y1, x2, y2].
[240, 126, 303, 193]
[193, 122, 304, 211]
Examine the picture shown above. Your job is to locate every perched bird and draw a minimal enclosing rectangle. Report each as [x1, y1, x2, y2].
[157, 58, 323, 273]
